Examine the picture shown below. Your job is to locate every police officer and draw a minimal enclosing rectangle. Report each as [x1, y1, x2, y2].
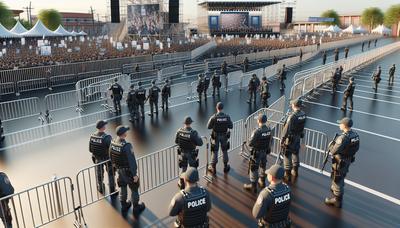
[344, 47, 349, 59]
[247, 74, 259, 104]
[197, 74, 205, 103]
[0, 172, 14, 228]
[299, 48, 303, 62]
[273, 56, 278, 65]
[388, 64, 396, 85]
[361, 42, 365, 52]
[207, 102, 233, 175]
[278, 64, 287, 91]
[135, 64, 140, 73]
[168, 167, 211, 228]
[260, 77, 270, 108]
[109, 126, 146, 216]
[331, 68, 340, 94]
[325, 117, 360, 208]
[0, 119, 4, 142]
[244, 114, 272, 193]
[109, 78, 124, 114]
[221, 61, 228, 93]
[281, 99, 307, 182]
[89, 120, 115, 194]
[368, 40, 371, 48]
[252, 165, 291, 228]
[322, 51, 327, 65]
[203, 72, 211, 99]
[175, 117, 204, 189]
[148, 79, 161, 117]
[374, 39, 378, 47]
[243, 57, 249, 73]
[161, 79, 171, 111]
[135, 82, 146, 119]
[334, 48, 339, 62]
[372, 65, 382, 92]
[127, 84, 139, 122]
[211, 70, 221, 97]
[341, 77, 356, 111]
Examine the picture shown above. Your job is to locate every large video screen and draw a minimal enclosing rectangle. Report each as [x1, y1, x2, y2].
[220, 12, 249, 29]
[127, 4, 164, 36]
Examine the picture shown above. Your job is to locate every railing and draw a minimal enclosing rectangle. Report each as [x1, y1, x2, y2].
[0, 82, 15, 96]
[0, 98, 41, 121]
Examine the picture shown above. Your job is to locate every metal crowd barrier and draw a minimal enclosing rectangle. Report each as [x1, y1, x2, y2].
[0, 82, 15, 96]
[44, 90, 80, 113]
[159, 65, 184, 80]
[0, 177, 79, 228]
[49, 74, 77, 89]
[0, 97, 41, 121]
[16, 78, 48, 94]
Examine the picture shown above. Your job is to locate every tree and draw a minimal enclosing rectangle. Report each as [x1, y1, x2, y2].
[38, 9, 62, 30]
[321, 10, 340, 26]
[20, 19, 33, 30]
[361, 7, 384, 30]
[384, 4, 400, 26]
[0, 1, 14, 29]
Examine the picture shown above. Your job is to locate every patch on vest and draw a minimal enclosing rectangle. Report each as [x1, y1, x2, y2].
[188, 198, 206, 208]
[274, 193, 290, 204]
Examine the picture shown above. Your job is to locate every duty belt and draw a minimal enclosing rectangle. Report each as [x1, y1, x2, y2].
[176, 217, 209, 228]
[259, 218, 291, 228]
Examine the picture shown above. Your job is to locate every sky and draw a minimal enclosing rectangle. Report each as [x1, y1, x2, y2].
[3, 0, 399, 22]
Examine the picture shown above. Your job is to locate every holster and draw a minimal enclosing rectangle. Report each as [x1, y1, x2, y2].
[226, 131, 231, 139]
[178, 156, 184, 168]
[249, 156, 257, 172]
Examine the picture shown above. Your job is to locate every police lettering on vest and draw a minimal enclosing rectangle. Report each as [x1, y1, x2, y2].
[177, 128, 195, 151]
[89, 134, 109, 158]
[187, 197, 206, 208]
[343, 131, 360, 158]
[264, 185, 291, 224]
[110, 141, 129, 169]
[181, 188, 208, 227]
[274, 193, 290, 204]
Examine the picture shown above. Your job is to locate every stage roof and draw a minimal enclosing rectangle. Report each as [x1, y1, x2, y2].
[198, 0, 281, 7]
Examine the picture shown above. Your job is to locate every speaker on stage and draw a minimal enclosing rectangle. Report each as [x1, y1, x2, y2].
[169, 0, 179, 23]
[285, 7, 293, 24]
[111, 0, 120, 23]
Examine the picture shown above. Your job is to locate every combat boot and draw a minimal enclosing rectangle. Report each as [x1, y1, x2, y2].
[284, 170, 291, 183]
[207, 164, 216, 176]
[120, 201, 132, 212]
[258, 177, 266, 188]
[324, 196, 342, 208]
[291, 167, 299, 178]
[132, 203, 146, 218]
[243, 182, 257, 194]
[223, 163, 230, 173]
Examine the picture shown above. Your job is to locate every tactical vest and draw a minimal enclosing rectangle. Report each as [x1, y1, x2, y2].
[212, 75, 220, 85]
[197, 80, 205, 91]
[127, 91, 136, 104]
[111, 84, 121, 95]
[253, 126, 271, 151]
[0, 172, 14, 196]
[347, 83, 356, 95]
[180, 187, 208, 227]
[177, 128, 196, 151]
[110, 140, 129, 169]
[162, 85, 170, 96]
[291, 111, 306, 135]
[342, 131, 360, 158]
[136, 88, 146, 101]
[149, 86, 159, 100]
[204, 77, 210, 87]
[212, 113, 230, 133]
[264, 184, 291, 224]
[89, 133, 109, 158]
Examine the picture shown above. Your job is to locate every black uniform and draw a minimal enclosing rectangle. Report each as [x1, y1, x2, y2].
[331, 69, 340, 94]
[175, 127, 203, 187]
[374, 39, 377, 47]
[248, 125, 272, 184]
[329, 130, 360, 200]
[168, 185, 212, 227]
[211, 72, 221, 96]
[344, 47, 349, 59]
[260, 81, 270, 108]
[109, 82, 124, 113]
[135, 86, 146, 118]
[322, 51, 327, 65]
[127, 88, 139, 120]
[368, 40, 371, 48]
[243, 57, 249, 73]
[341, 81, 355, 111]
[253, 182, 291, 228]
[0, 172, 14, 228]
[248, 77, 259, 103]
[203, 74, 211, 98]
[89, 132, 115, 193]
[197, 77, 205, 102]
[278, 66, 287, 90]
[148, 85, 161, 116]
[372, 68, 382, 92]
[207, 112, 233, 170]
[388, 65, 396, 84]
[273, 56, 278, 65]
[334, 49, 339, 62]
[361, 42, 365, 52]
[281, 110, 306, 177]
[109, 137, 143, 212]
[161, 82, 171, 110]
[299, 49, 303, 61]
[0, 119, 4, 142]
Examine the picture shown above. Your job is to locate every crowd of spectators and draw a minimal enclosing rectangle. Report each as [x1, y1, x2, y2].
[0, 37, 208, 70]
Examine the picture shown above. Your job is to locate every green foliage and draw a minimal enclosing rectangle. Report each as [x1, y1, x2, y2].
[0, 1, 14, 29]
[320, 10, 340, 26]
[384, 4, 400, 26]
[19, 19, 32, 30]
[38, 9, 62, 31]
[361, 7, 384, 30]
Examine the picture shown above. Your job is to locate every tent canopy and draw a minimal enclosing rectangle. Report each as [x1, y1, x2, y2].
[78, 31, 87, 36]
[356, 26, 367, 33]
[70, 30, 78, 36]
[0, 23, 20, 38]
[54, 25, 72, 36]
[10, 21, 28, 34]
[343, 24, 358, 34]
[324, 25, 342, 33]
[372, 25, 391, 35]
[21, 20, 60, 37]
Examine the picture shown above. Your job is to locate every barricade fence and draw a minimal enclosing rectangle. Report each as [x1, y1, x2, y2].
[0, 82, 15, 96]
[290, 41, 400, 101]
[0, 97, 41, 121]
[16, 78, 48, 94]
